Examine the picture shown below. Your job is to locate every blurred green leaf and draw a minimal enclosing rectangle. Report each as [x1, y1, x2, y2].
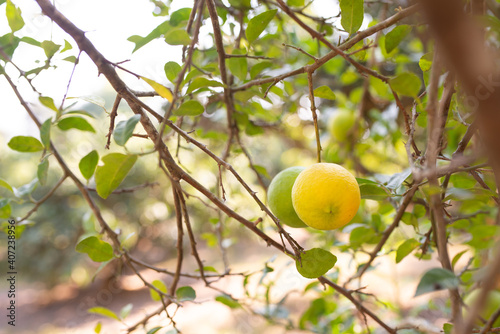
[227, 49, 247, 82]
[176, 286, 196, 301]
[170, 8, 191, 26]
[187, 77, 224, 94]
[396, 238, 420, 263]
[37, 159, 49, 186]
[359, 184, 391, 200]
[419, 52, 433, 72]
[41, 40, 60, 59]
[141, 77, 173, 102]
[215, 294, 241, 309]
[415, 268, 459, 296]
[390, 72, 422, 97]
[246, 9, 278, 44]
[88, 306, 120, 321]
[165, 28, 191, 45]
[384, 25, 412, 53]
[146, 327, 163, 334]
[40, 118, 52, 148]
[114, 114, 141, 146]
[39, 96, 58, 112]
[128, 20, 171, 52]
[149, 279, 168, 301]
[6, 0, 24, 32]
[175, 100, 204, 116]
[76, 236, 114, 262]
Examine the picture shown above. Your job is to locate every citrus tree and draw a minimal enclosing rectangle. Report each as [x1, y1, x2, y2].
[2, 0, 500, 333]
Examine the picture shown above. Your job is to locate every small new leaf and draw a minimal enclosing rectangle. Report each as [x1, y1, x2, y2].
[384, 25, 412, 54]
[149, 280, 168, 301]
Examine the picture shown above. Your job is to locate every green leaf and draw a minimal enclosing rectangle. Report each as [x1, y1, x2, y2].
[253, 164, 270, 178]
[61, 40, 72, 52]
[174, 100, 204, 116]
[451, 250, 467, 269]
[164, 28, 191, 45]
[390, 72, 422, 97]
[149, 279, 168, 301]
[114, 114, 141, 146]
[94, 321, 102, 333]
[215, 294, 241, 309]
[0, 199, 11, 219]
[40, 118, 52, 148]
[6, 0, 24, 32]
[246, 9, 278, 44]
[141, 77, 173, 102]
[119, 303, 133, 320]
[419, 52, 433, 72]
[396, 238, 420, 263]
[0, 179, 14, 194]
[146, 327, 163, 334]
[187, 77, 224, 94]
[176, 286, 196, 301]
[340, 0, 364, 35]
[384, 25, 412, 54]
[170, 8, 191, 26]
[359, 184, 391, 200]
[443, 323, 453, 334]
[95, 153, 137, 199]
[63, 56, 78, 63]
[57, 117, 95, 132]
[20, 36, 41, 47]
[313, 86, 336, 100]
[39, 96, 58, 112]
[76, 236, 114, 262]
[128, 20, 171, 52]
[15, 179, 38, 197]
[8, 136, 44, 152]
[295, 248, 337, 279]
[41, 40, 61, 59]
[79, 150, 99, 181]
[415, 268, 459, 297]
[88, 306, 120, 321]
[37, 159, 49, 186]
[384, 169, 412, 189]
[250, 61, 273, 79]
[287, 0, 305, 6]
[227, 49, 247, 81]
[164, 61, 182, 83]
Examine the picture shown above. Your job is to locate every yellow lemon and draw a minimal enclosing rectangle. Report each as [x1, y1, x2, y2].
[291, 163, 360, 230]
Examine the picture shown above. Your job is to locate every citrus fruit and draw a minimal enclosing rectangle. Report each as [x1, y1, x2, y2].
[464, 289, 500, 327]
[328, 109, 356, 141]
[291, 163, 360, 230]
[267, 167, 307, 228]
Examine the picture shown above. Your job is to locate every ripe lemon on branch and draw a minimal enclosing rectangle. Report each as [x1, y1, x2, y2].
[292, 163, 360, 230]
